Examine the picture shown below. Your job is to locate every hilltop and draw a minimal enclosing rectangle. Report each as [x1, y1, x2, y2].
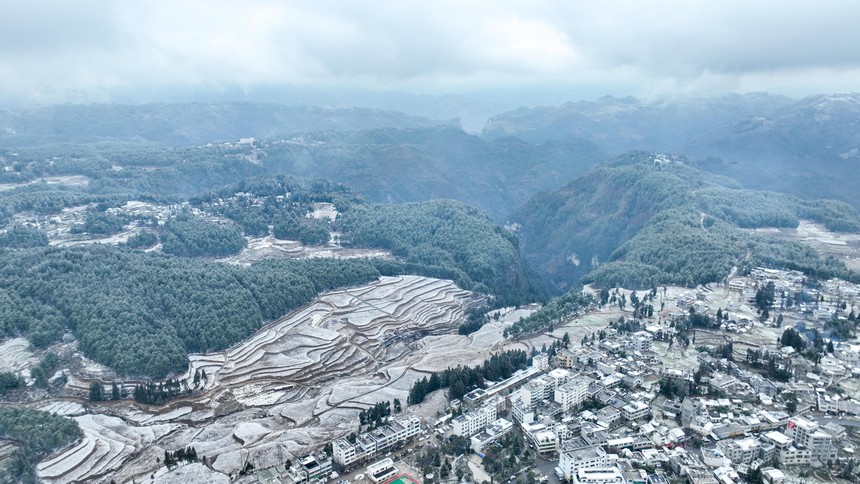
[512, 152, 860, 293]
[484, 93, 860, 210]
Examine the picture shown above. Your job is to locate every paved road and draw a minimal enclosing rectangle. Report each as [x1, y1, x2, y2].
[535, 455, 561, 484]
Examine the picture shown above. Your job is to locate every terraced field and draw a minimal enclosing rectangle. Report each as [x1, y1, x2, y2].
[33, 275, 489, 483]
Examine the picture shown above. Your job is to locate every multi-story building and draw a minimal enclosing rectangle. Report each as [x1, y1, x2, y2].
[452, 398, 498, 437]
[287, 453, 333, 483]
[548, 368, 572, 389]
[762, 430, 810, 466]
[533, 353, 550, 371]
[630, 332, 652, 352]
[558, 445, 608, 481]
[785, 417, 835, 463]
[522, 421, 559, 454]
[526, 376, 555, 403]
[555, 375, 594, 413]
[511, 396, 534, 425]
[332, 416, 420, 467]
[621, 401, 650, 422]
[471, 418, 514, 454]
[556, 349, 577, 369]
[716, 437, 761, 464]
[367, 458, 398, 484]
[572, 467, 625, 484]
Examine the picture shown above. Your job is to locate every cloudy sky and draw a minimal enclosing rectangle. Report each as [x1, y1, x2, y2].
[3, 0, 860, 105]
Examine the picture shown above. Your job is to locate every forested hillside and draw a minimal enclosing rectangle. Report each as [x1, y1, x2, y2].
[483, 93, 860, 211]
[191, 176, 540, 305]
[0, 125, 605, 222]
[339, 200, 540, 305]
[0, 103, 447, 146]
[0, 408, 82, 481]
[0, 246, 383, 377]
[0, 167, 543, 378]
[514, 152, 860, 293]
[262, 127, 606, 220]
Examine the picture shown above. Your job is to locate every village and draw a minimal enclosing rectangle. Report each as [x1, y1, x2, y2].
[245, 267, 860, 484]
[3, 240, 860, 484]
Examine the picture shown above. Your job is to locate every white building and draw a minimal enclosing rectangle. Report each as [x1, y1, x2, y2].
[558, 445, 608, 481]
[533, 353, 550, 371]
[287, 453, 332, 483]
[548, 368, 572, 388]
[785, 417, 835, 463]
[716, 437, 761, 464]
[522, 422, 559, 453]
[471, 418, 514, 454]
[572, 467, 624, 484]
[511, 396, 534, 425]
[762, 430, 810, 466]
[555, 375, 594, 413]
[621, 401, 650, 422]
[452, 398, 498, 437]
[367, 458, 398, 484]
[332, 416, 420, 467]
[631, 332, 652, 352]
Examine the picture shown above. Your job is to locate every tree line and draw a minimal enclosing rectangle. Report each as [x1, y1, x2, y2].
[407, 349, 530, 404]
[504, 290, 593, 338]
[160, 211, 246, 257]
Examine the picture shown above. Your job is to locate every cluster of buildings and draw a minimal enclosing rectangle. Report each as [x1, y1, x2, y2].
[732, 268, 860, 325]
[440, 296, 859, 484]
[266, 267, 860, 484]
[332, 416, 421, 468]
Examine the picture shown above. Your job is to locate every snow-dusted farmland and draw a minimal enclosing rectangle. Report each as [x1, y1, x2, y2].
[34, 275, 496, 483]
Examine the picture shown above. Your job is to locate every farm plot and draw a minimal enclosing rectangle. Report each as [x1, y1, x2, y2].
[38, 275, 485, 483]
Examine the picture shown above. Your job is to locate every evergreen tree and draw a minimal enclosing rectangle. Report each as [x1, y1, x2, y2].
[89, 382, 104, 401]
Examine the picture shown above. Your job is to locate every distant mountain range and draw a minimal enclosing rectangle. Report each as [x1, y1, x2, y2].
[3, 94, 860, 295]
[0, 103, 452, 147]
[261, 127, 606, 221]
[485, 93, 860, 209]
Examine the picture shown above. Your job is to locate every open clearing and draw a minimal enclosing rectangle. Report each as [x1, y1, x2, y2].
[748, 220, 860, 271]
[0, 175, 89, 192]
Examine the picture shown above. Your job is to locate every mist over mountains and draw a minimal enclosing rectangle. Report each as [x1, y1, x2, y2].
[1, 92, 858, 302]
[485, 93, 860, 210]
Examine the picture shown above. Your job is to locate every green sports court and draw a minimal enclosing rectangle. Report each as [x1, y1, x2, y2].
[384, 473, 421, 484]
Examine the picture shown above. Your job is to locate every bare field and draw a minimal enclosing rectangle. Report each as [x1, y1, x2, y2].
[0, 175, 89, 192]
[748, 220, 860, 271]
[218, 236, 393, 266]
[33, 275, 497, 482]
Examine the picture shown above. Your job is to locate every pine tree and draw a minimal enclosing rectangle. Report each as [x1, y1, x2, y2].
[89, 382, 104, 401]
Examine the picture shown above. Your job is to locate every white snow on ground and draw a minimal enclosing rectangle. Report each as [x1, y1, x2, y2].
[38, 414, 178, 482]
[32, 275, 493, 482]
[132, 406, 192, 424]
[212, 448, 248, 474]
[0, 338, 32, 372]
[38, 401, 85, 416]
[154, 463, 229, 484]
[233, 422, 270, 445]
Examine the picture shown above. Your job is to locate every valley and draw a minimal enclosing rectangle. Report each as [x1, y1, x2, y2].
[1, 95, 860, 484]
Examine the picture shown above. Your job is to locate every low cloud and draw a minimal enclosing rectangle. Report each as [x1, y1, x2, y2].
[2, 0, 860, 104]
